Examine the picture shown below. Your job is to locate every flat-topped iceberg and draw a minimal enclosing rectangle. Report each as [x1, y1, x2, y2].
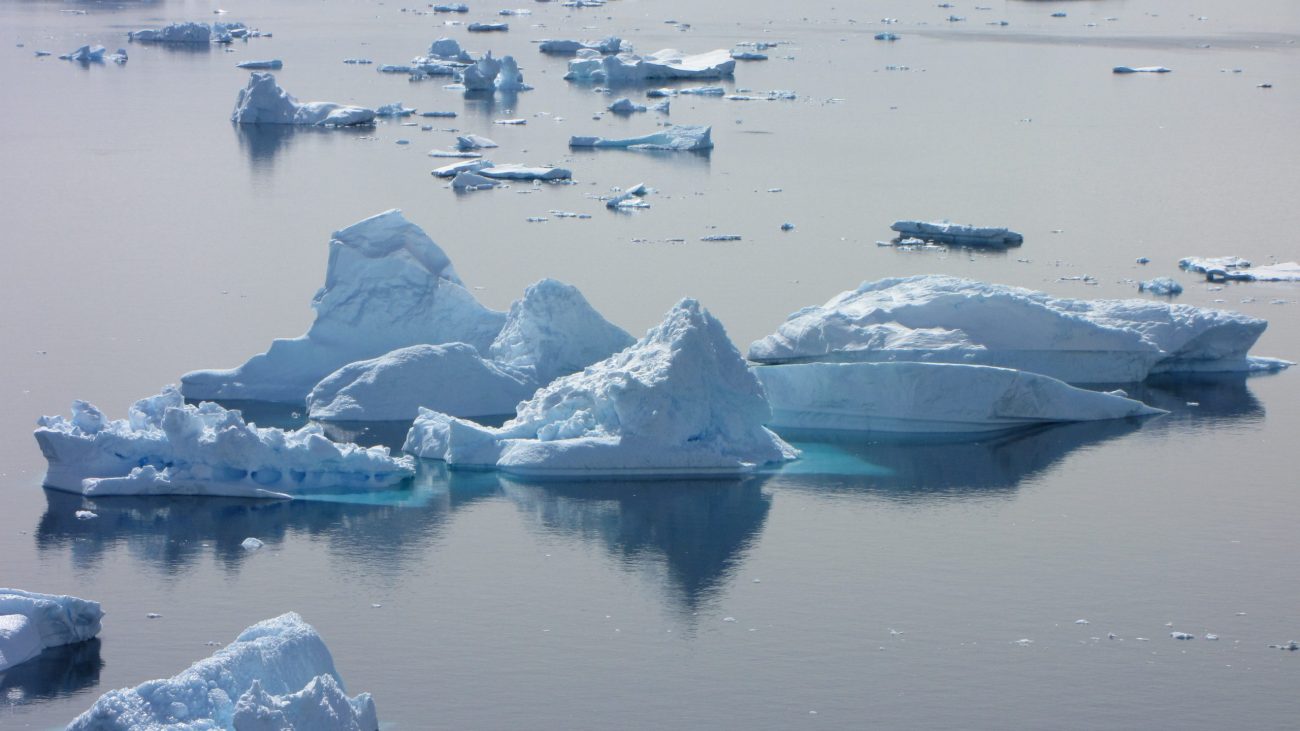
[747, 275, 1285, 383]
[564, 48, 735, 83]
[61, 45, 106, 63]
[236, 58, 283, 70]
[0, 589, 103, 672]
[1180, 256, 1300, 282]
[427, 37, 472, 63]
[755, 362, 1165, 433]
[231, 72, 375, 126]
[478, 165, 572, 181]
[181, 210, 504, 404]
[68, 613, 377, 731]
[128, 22, 212, 43]
[891, 220, 1023, 247]
[36, 386, 415, 497]
[404, 299, 798, 475]
[539, 37, 624, 55]
[308, 279, 632, 422]
[1114, 66, 1171, 74]
[570, 125, 712, 151]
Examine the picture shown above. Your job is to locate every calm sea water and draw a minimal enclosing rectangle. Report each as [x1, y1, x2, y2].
[3, 0, 1299, 728]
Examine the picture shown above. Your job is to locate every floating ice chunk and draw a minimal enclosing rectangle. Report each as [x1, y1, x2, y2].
[307, 344, 534, 421]
[701, 234, 742, 242]
[1180, 256, 1252, 273]
[651, 99, 670, 113]
[891, 220, 1023, 247]
[1181, 257, 1300, 282]
[433, 3, 469, 12]
[875, 32, 900, 41]
[427, 38, 472, 62]
[460, 53, 502, 91]
[456, 133, 498, 150]
[68, 613, 377, 731]
[432, 158, 494, 177]
[753, 362, 1165, 433]
[343, 58, 373, 65]
[496, 56, 531, 90]
[1139, 277, 1183, 296]
[747, 275, 1282, 383]
[1170, 631, 1195, 640]
[36, 386, 415, 496]
[451, 170, 500, 190]
[679, 86, 726, 96]
[376, 102, 416, 117]
[608, 97, 648, 114]
[498, 9, 531, 16]
[242, 537, 264, 551]
[564, 49, 736, 83]
[1113, 66, 1171, 74]
[1205, 634, 1219, 640]
[61, 45, 106, 63]
[405, 299, 798, 475]
[468, 22, 509, 32]
[731, 51, 768, 60]
[569, 124, 712, 151]
[0, 589, 103, 672]
[236, 59, 283, 70]
[727, 90, 796, 101]
[181, 210, 504, 403]
[75, 510, 98, 520]
[605, 183, 648, 208]
[488, 279, 635, 384]
[129, 22, 213, 43]
[107, 48, 128, 64]
[538, 37, 624, 55]
[422, 111, 458, 118]
[478, 165, 572, 181]
[231, 73, 376, 126]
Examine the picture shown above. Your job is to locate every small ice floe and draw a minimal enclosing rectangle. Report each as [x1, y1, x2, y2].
[241, 537, 264, 551]
[494, 118, 527, 125]
[701, 234, 742, 242]
[456, 134, 499, 150]
[730, 50, 768, 61]
[1113, 66, 1172, 74]
[1181, 256, 1300, 282]
[451, 171, 500, 191]
[608, 97, 647, 114]
[231, 73, 376, 126]
[1051, 12, 1067, 18]
[781, 222, 795, 231]
[478, 165, 572, 181]
[891, 220, 1023, 247]
[1136, 256, 1151, 264]
[1205, 634, 1219, 641]
[75, 510, 98, 520]
[429, 150, 482, 158]
[1139, 277, 1183, 296]
[376, 102, 416, 117]
[1269, 641, 1299, 651]
[343, 58, 373, 65]
[1257, 83, 1273, 89]
[421, 111, 458, 118]
[874, 33, 900, 41]
[526, 217, 548, 223]
[129, 22, 214, 44]
[433, 3, 469, 12]
[147, 613, 162, 619]
[499, 8, 531, 15]
[34, 50, 53, 57]
[236, 59, 282, 70]
[468, 22, 509, 32]
[1013, 638, 1034, 646]
[570, 125, 712, 151]
[433, 159, 494, 177]
[61, 45, 106, 63]
[538, 37, 624, 55]
[0, 589, 103, 672]
[605, 183, 649, 209]
[107, 48, 128, 64]
[564, 49, 735, 83]
[727, 90, 797, 101]
[1076, 619, 1090, 625]
[1170, 632, 1195, 640]
[1108, 633, 1118, 640]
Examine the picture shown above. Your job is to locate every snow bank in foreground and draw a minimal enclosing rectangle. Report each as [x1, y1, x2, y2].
[404, 299, 798, 475]
[37, 386, 414, 497]
[564, 49, 735, 83]
[181, 210, 504, 404]
[231, 72, 376, 126]
[754, 362, 1165, 433]
[747, 275, 1284, 383]
[68, 613, 377, 731]
[0, 589, 103, 672]
[570, 125, 712, 151]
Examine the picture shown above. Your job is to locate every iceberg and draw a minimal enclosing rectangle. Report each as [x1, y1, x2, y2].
[231, 73, 376, 127]
[1113, 66, 1171, 74]
[1179, 256, 1252, 274]
[68, 613, 377, 731]
[564, 48, 735, 83]
[433, 3, 469, 12]
[35, 386, 415, 497]
[538, 37, 624, 55]
[890, 220, 1023, 247]
[427, 37, 472, 62]
[375, 102, 415, 117]
[747, 275, 1284, 383]
[181, 210, 505, 403]
[460, 53, 501, 91]
[605, 183, 648, 209]
[477, 165, 572, 181]
[570, 125, 712, 151]
[456, 134, 498, 150]
[1139, 277, 1183, 296]
[432, 158, 494, 177]
[607, 97, 647, 114]
[495, 55, 531, 90]
[754, 362, 1165, 433]
[450, 171, 499, 190]
[404, 299, 798, 476]
[467, 22, 509, 32]
[236, 59, 282, 70]
[1180, 256, 1300, 282]
[129, 22, 212, 43]
[61, 45, 107, 63]
[0, 589, 103, 672]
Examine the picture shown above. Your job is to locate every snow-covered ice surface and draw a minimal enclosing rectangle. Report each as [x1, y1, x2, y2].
[1180, 257, 1300, 282]
[236, 59, 283, 70]
[181, 210, 504, 404]
[231, 73, 375, 127]
[747, 275, 1286, 383]
[754, 362, 1166, 433]
[67, 613, 377, 731]
[128, 22, 212, 44]
[570, 125, 712, 151]
[35, 386, 414, 497]
[891, 220, 1024, 247]
[539, 37, 624, 55]
[564, 49, 735, 83]
[404, 299, 797, 475]
[0, 589, 103, 672]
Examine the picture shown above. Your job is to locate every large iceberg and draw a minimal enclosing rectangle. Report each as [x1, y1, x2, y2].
[564, 49, 735, 83]
[231, 73, 376, 127]
[754, 362, 1165, 433]
[0, 589, 103, 672]
[747, 276, 1284, 383]
[36, 386, 415, 497]
[404, 299, 798, 476]
[308, 279, 633, 422]
[181, 210, 504, 404]
[890, 220, 1023, 247]
[570, 125, 712, 151]
[68, 613, 377, 731]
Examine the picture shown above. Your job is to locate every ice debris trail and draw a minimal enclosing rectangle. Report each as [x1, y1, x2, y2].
[404, 298, 799, 475]
[36, 385, 415, 497]
[570, 125, 712, 151]
[0, 589, 103, 672]
[747, 275, 1289, 383]
[231, 72, 375, 126]
[754, 362, 1165, 433]
[181, 210, 504, 404]
[67, 613, 378, 731]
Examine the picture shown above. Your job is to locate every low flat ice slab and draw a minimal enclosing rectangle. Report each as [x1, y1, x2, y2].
[747, 275, 1283, 383]
[456, 134, 498, 150]
[231, 72, 375, 126]
[432, 159, 494, 177]
[539, 37, 624, 54]
[564, 48, 735, 83]
[1180, 256, 1300, 282]
[404, 299, 797, 476]
[1113, 66, 1171, 74]
[891, 220, 1023, 247]
[236, 59, 283, 70]
[754, 362, 1165, 433]
[181, 210, 504, 404]
[570, 124, 712, 151]
[451, 170, 500, 190]
[36, 386, 414, 497]
[0, 589, 103, 672]
[129, 22, 212, 43]
[68, 613, 377, 731]
[477, 165, 572, 181]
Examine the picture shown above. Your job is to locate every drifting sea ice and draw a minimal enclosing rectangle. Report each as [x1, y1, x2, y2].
[0, 589, 103, 672]
[1180, 256, 1300, 282]
[180, 210, 505, 403]
[231, 72, 376, 126]
[1139, 277, 1184, 296]
[570, 125, 712, 151]
[60, 45, 106, 63]
[477, 165, 572, 181]
[456, 134, 499, 150]
[538, 37, 625, 54]
[128, 22, 213, 43]
[564, 48, 736, 83]
[35, 386, 415, 497]
[608, 97, 647, 114]
[754, 362, 1165, 433]
[427, 37, 472, 62]
[891, 220, 1023, 247]
[432, 159, 495, 177]
[67, 613, 377, 731]
[746, 275, 1287, 383]
[403, 299, 798, 475]
[451, 171, 500, 190]
[1113, 66, 1172, 74]
[236, 59, 283, 70]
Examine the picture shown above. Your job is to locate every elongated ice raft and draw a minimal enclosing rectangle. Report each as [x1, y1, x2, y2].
[570, 125, 712, 151]
[0, 589, 103, 672]
[67, 613, 377, 731]
[564, 48, 735, 83]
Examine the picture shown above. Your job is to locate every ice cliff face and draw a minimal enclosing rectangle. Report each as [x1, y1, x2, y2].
[181, 210, 505, 404]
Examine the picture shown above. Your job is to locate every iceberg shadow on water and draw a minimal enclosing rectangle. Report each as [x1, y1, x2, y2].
[0, 638, 102, 706]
